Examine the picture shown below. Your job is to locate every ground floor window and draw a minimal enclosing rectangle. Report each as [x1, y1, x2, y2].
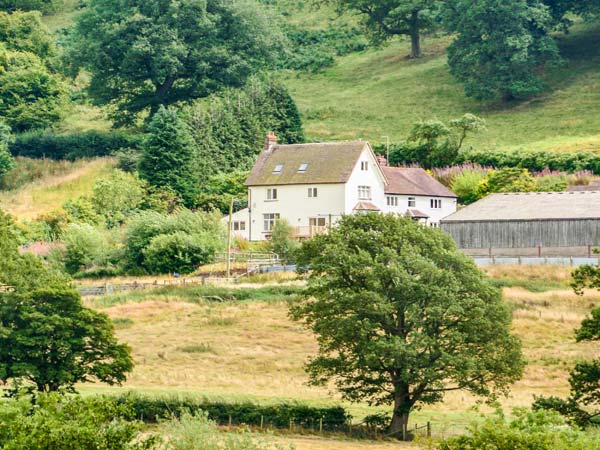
[233, 221, 246, 231]
[309, 217, 327, 227]
[387, 195, 398, 206]
[263, 213, 280, 232]
[408, 197, 416, 207]
[430, 199, 442, 209]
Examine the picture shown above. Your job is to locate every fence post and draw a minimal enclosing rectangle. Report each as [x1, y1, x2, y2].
[427, 421, 431, 438]
[228, 415, 232, 427]
[260, 415, 264, 429]
[319, 417, 323, 433]
[289, 419, 293, 432]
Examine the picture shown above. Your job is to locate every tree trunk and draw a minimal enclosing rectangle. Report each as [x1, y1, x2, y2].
[389, 386, 411, 440]
[409, 10, 421, 59]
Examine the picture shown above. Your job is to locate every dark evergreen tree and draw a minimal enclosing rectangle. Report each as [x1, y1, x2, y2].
[139, 107, 199, 208]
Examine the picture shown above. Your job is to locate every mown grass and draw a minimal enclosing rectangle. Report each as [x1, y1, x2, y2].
[286, 23, 600, 154]
[0, 157, 115, 220]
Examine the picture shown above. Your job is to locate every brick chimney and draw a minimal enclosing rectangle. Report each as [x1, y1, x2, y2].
[377, 155, 388, 166]
[264, 131, 277, 151]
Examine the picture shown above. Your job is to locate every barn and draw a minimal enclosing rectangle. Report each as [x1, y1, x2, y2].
[440, 192, 600, 257]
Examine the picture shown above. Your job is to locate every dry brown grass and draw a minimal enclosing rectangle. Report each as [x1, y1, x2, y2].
[0, 158, 115, 220]
[483, 265, 573, 285]
[83, 267, 599, 443]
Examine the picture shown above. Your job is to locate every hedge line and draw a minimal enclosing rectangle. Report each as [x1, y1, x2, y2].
[113, 393, 351, 431]
[458, 148, 600, 174]
[10, 130, 143, 160]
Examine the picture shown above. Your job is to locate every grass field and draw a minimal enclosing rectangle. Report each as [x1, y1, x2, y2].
[286, 23, 600, 153]
[0, 157, 115, 220]
[78, 265, 600, 448]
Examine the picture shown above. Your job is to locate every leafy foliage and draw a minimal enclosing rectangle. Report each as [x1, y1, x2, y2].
[0, 394, 157, 450]
[66, 0, 285, 125]
[123, 210, 225, 275]
[91, 170, 145, 228]
[62, 223, 110, 274]
[185, 76, 305, 175]
[139, 107, 198, 207]
[0, 0, 63, 14]
[0, 122, 15, 184]
[292, 214, 524, 434]
[445, 0, 561, 101]
[325, 0, 443, 58]
[269, 219, 299, 263]
[196, 170, 249, 214]
[435, 408, 600, 450]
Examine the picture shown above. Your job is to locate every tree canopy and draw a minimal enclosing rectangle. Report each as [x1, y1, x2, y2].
[445, 0, 561, 101]
[291, 214, 524, 436]
[66, 0, 286, 126]
[0, 209, 133, 394]
[325, 0, 442, 58]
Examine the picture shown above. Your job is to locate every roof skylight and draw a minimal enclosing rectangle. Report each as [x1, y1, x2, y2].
[273, 164, 284, 174]
[298, 163, 308, 173]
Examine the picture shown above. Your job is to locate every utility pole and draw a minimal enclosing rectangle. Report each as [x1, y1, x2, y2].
[226, 197, 234, 280]
[382, 135, 390, 163]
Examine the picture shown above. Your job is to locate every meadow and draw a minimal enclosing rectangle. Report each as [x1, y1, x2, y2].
[77, 265, 600, 449]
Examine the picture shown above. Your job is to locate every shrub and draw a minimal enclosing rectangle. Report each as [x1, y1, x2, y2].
[143, 231, 220, 275]
[124, 210, 225, 274]
[91, 170, 145, 228]
[63, 197, 101, 225]
[480, 168, 537, 196]
[166, 411, 290, 450]
[434, 408, 600, 450]
[535, 173, 569, 192]
[9, 130, 142, 160]
[269, 219, 299, 263]
[114, 393, 351, 432]
[0, 394, 158, 450]
[450, 168, 488, 204]
[62, 223, 109, 274]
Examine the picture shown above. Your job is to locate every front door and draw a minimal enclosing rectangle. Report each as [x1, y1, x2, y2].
[309, 217, 327, 236]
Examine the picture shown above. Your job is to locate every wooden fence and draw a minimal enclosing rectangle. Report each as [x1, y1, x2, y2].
[77, 276, 239, 297]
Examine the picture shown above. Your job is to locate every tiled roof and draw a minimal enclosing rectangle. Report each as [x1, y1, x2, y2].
[383, 167, 456, 198]
[442, 192, 600, 222]
[405, 209, 429, 219]
[353, 201, 380, 211]
[245, 141, 369, 186]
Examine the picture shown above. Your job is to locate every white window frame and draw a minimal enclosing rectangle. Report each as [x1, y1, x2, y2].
[361, 161, 369, 171]
[266, 188, 278, 201]
[387, 195, 398, 207]
[308, 187, 318, 198]
[298, 163, 308, 173]
[273, 164, 284, 174]
[358, 186, 372, 200]
[430, 199, 442, 209]
[233, 221, 246, 231]
[408, 197, 416, 207]
[263, 213, 280, 232]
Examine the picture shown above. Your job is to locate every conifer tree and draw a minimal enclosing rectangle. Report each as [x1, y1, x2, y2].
[139, 107, 199, 208]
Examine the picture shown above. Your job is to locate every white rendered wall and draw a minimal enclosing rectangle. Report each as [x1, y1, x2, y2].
[343, 148, 387, 213]
[381, 195, 457, 225]
[221, 207, 250, 241]
[248, 184, 346, 241]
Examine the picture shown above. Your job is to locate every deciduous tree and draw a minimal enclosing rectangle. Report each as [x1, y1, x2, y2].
[445, 0, 561, 101]
[291, 214, 524, 437]
[66, 0, 285, 125]
[324, 0, 442, 58]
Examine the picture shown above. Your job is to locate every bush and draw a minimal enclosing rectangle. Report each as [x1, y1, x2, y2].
[269, 219, 299, 263]
[143, 231, 220, 275]
[434, 408, 600, 450]
[91, 170, 145, 228]
[114, 393, 351, 432]
[9, 130, 142, 160]
[62, 223, 109, 274]
[166, 411, 292, 450]
[450, 169, 488, 204]
[124, 210, 225, 274]
[0, 394, 157, 450]
[459, 148, 600, 174]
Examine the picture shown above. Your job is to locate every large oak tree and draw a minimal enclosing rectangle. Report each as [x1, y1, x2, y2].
[66, 0, 285, 126]
[292, 214, 524, 437]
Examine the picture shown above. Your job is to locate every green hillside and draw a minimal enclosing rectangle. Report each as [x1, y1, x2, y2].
[286, 24, 600, 152]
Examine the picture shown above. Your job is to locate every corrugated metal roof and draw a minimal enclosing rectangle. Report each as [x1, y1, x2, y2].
[245, 141, 368, 186]
[383, 167, 457, 198]
[442, 192, 600, 222]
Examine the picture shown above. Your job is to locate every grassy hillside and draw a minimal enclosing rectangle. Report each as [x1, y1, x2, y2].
[286, 24, 600, 153]
[80, 266, 599, 444]
[0, 157, 115, 220]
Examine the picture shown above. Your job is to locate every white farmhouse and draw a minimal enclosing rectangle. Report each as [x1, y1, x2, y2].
[227, 132, 457, 241]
